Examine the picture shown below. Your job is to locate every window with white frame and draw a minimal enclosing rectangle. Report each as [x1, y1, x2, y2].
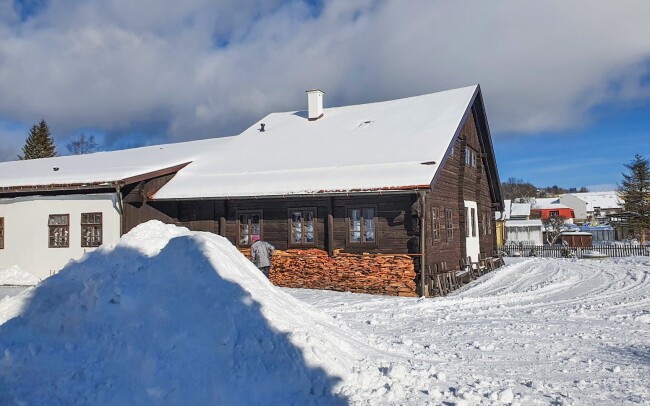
[348, 207, 375, 244]
[81, 213, 102, 247]
[465, 147, 477, 168]
[49, 214, 69, 248]
[238, 211, 262, 247]
[289, 208, 316, 245]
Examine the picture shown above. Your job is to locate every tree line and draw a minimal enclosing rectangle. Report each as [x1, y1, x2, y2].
[18, 119, 98, 160]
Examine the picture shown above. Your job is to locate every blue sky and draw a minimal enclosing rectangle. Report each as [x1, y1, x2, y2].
[494, 98, 650, 190]
[0, 0, 649, 191]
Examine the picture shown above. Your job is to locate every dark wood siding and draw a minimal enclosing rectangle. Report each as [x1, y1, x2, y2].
[424, 109, 498, 271]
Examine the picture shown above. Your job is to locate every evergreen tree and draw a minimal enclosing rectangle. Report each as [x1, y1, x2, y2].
[19, 119, 57, 160]
[619, 154, 650, 247]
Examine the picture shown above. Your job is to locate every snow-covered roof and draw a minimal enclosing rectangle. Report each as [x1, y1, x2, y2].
[510, 202, 531, 218]
[568, 192, 623, 211]
[0, 137, 233, 190]
[532, 198, 570, 210]
[154, 85, 479, 199]
[505, 219, 542, 227]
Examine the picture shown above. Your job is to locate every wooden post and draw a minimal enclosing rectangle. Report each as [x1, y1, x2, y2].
[419, 190, 427, 297]
[327, 197, 334, 257]
[220, 200, 228, 237]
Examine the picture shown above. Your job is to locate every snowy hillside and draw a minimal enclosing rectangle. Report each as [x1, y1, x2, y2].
[0, 221, 649, 405]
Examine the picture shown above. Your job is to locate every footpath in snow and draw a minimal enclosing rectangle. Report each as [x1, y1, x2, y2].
[0, 221, 649, 405]
[290, 256, 650, 405]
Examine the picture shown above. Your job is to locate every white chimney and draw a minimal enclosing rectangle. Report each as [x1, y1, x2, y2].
[306, 89, 324, 121]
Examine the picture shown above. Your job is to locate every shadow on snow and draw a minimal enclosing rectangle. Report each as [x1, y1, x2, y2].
[0, 235, 347, 405]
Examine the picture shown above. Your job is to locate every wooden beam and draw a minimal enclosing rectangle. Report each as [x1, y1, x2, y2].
[327, 197, 334, 256]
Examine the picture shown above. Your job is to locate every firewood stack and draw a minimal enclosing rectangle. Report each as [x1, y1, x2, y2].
[241, 248, 417, 297]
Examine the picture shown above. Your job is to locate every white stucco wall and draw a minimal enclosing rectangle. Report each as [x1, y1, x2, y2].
[0, 193, 120, 280]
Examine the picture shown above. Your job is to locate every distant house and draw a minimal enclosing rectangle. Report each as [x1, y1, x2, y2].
[496, 200, 543, 246]
[579, 224, 615, 244]
[531, 198, 575, 222]
[560, 192, 623, 224]
[0, 85, 504, 296]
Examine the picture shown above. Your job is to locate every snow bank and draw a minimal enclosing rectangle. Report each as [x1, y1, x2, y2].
[0, 221, 366, 405]
[0, 265, 40, 286]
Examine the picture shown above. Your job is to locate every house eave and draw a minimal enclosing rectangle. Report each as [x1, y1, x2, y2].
[0, 162, 191, 197]
[152, 184, 431, 201]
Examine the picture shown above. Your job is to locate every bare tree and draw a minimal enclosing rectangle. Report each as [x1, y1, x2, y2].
[501, 177, 538, 202]
[67, 132, 98, 155]
[543, 215, 568, 245]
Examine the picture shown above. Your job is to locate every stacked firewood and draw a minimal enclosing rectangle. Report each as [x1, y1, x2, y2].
[264, 249, 417, 297]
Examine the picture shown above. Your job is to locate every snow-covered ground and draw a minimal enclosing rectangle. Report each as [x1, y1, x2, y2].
[0, 222, 649, 405]
[0, 265, 40, 286]
[289, 256, 650, 404]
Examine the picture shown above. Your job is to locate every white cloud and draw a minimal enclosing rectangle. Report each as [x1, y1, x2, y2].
[0, 0, 649, 161]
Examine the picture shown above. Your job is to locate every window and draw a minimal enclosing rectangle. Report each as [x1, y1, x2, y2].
[432, 208, 440, 242]
[289, 209, 316, 245]
[49, 214, 69, 248]
[238, 211, 262, 247]
[481, 212, 487, 235]
[348, 207, 375, 244]
[0, 217, 4, 249]
[550, 210, 560, 217]
[465, 147, 477, 168]
[471, 208, 476, 237]
[465, 208, 470, 237]
[445, 208, 453, 241]
[81, 213, 102, 247]
[487, 212, 492, 235]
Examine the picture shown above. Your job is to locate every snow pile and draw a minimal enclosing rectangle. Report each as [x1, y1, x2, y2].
[0, 265, 40, 286]
[0, 221, 368, 405]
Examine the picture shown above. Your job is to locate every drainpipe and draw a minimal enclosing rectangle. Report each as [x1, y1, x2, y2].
[115, 183, 124, 236]
[419, 190, 427, 297]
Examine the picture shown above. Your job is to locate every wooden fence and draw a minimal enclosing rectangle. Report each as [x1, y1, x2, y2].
[498, 244, 649, 259]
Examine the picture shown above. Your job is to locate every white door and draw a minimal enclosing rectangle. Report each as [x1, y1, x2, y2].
[464, 200, 480, 263]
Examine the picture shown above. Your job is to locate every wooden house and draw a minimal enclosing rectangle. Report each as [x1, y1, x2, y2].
[0, 85, 503, 296]
[532, 198, 575, 221]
